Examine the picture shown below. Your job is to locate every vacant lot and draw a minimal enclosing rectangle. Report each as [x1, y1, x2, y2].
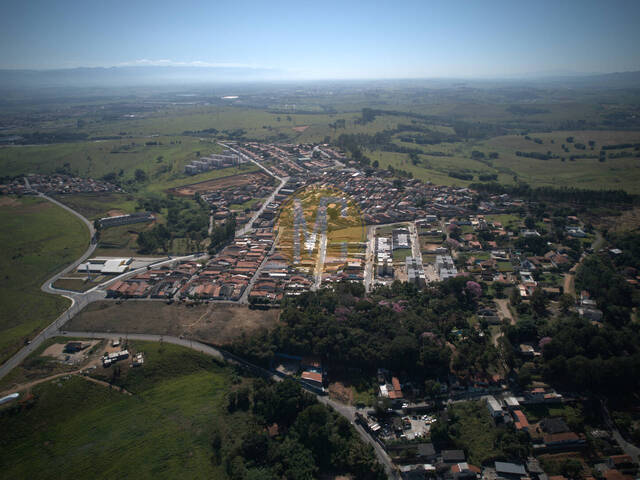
[67, 301, 280, 345]
[52, 192, 137, 220]
[0, 196, 88, 364]
[0, 341, 238, 479]
[169, 170, 269, 196]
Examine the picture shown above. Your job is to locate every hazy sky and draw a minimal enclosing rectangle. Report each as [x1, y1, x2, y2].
[1, 0, 639, 79]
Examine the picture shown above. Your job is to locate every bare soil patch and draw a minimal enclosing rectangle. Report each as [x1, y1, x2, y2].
[106, 209, 126, 217]
[67, 301, 281, 345]
[292, 125, 309, 132]
[328, 381, 354, 404]
[0, 197, 19, 207]
[41, 340, 100, 363]
[169, 171, 270, 197]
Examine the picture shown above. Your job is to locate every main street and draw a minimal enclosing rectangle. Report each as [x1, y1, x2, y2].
[218, 141, 290, 238]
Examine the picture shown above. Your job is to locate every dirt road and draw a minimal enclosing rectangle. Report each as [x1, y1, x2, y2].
[495, 298, 515, 325]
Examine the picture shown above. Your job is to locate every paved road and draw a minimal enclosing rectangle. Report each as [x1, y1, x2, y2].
[39, 193, 97, 294]
[407, 221, 423, 264]
[601, 399, 640, 464]
[0, 192, 101, 380]
[235, 173, 289, 237]
[363, 225, 376, 292]
[311, 233, 327, 291]
[57, 330, 396, 477]
[238, 231, 281, 304]
[218, 141, 289, 238]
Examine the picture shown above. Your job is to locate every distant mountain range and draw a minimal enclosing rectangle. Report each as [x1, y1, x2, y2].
[0, 65, 282, 89]
[0, 66, 638, 89]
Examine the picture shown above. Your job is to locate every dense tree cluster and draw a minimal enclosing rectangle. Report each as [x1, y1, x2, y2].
[234, 278, 498, 382]
[134, 193, 209, 253]
[471, 182, 637, 206]
[209, 215, 237, 254]
[576, 255, 636, 326]
[540, 317, 640, 394]
[218, 378, 385, 480]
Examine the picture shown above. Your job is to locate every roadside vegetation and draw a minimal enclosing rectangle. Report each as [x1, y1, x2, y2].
[0, 341, 384, 479]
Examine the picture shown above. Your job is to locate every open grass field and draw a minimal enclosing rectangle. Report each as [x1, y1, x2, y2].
[51, 278, 102, 292]
[66, 301, 281, 345]
[0, 340, 243, 479]
[0, 135, 220, 182]
[93, 221, 156, 257]
[480, 130, 640, 193]
[392, 247, 412, 261]
[51, 192, 137, 220]
[0, 196, 89, 364]
[71, 106, 406, 144]
[367, 128, 640, 193]
[448, 400, 505, 466]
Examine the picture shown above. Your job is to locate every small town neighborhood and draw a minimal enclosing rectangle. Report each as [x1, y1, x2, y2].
[2, 140, 639, 480]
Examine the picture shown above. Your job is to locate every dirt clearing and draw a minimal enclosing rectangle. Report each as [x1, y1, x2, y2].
[169, 171, 270, 196]
[66, 301, 281, 345]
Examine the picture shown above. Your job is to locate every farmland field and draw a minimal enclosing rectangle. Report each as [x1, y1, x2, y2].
[0, 196, 89, 364]
[364, 128, 640, 193]
[169, 169, 269, 196]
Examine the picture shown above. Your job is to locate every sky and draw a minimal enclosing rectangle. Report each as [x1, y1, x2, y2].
[1, 0, 639, 79]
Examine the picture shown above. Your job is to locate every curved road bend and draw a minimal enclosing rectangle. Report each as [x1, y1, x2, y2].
[0, 193, 101, 380]
[58, 331, 397, 478]
[39, 192, 97, 294]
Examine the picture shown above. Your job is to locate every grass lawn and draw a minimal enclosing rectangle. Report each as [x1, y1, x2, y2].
[93, 222, 154, 257]
[52, 192, 137, 221]
[498, 261, 514, 273]
[51, 278, 102, 292]
[229, 197, 260, 211]
[448, 400, 504, 465]
[376, 224, 405, 235]
[486, 214, 522, 230]
[0, 196, 88, 364]
[0, 341, 238, 479]
[540, 272, 564, 288]
[521, 403, 585, 427]
[392, 248, 412, 261]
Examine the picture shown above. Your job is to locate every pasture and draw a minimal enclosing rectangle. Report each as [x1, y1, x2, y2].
[0, 196, 88, 364]
[0, 341, 240, 479]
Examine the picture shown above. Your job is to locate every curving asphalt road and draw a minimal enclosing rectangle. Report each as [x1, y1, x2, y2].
[0, 193, 101, 380]
[58, 330, 397, 477]
[39, 192, 97, 295]
[3, 191, 397, 477]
